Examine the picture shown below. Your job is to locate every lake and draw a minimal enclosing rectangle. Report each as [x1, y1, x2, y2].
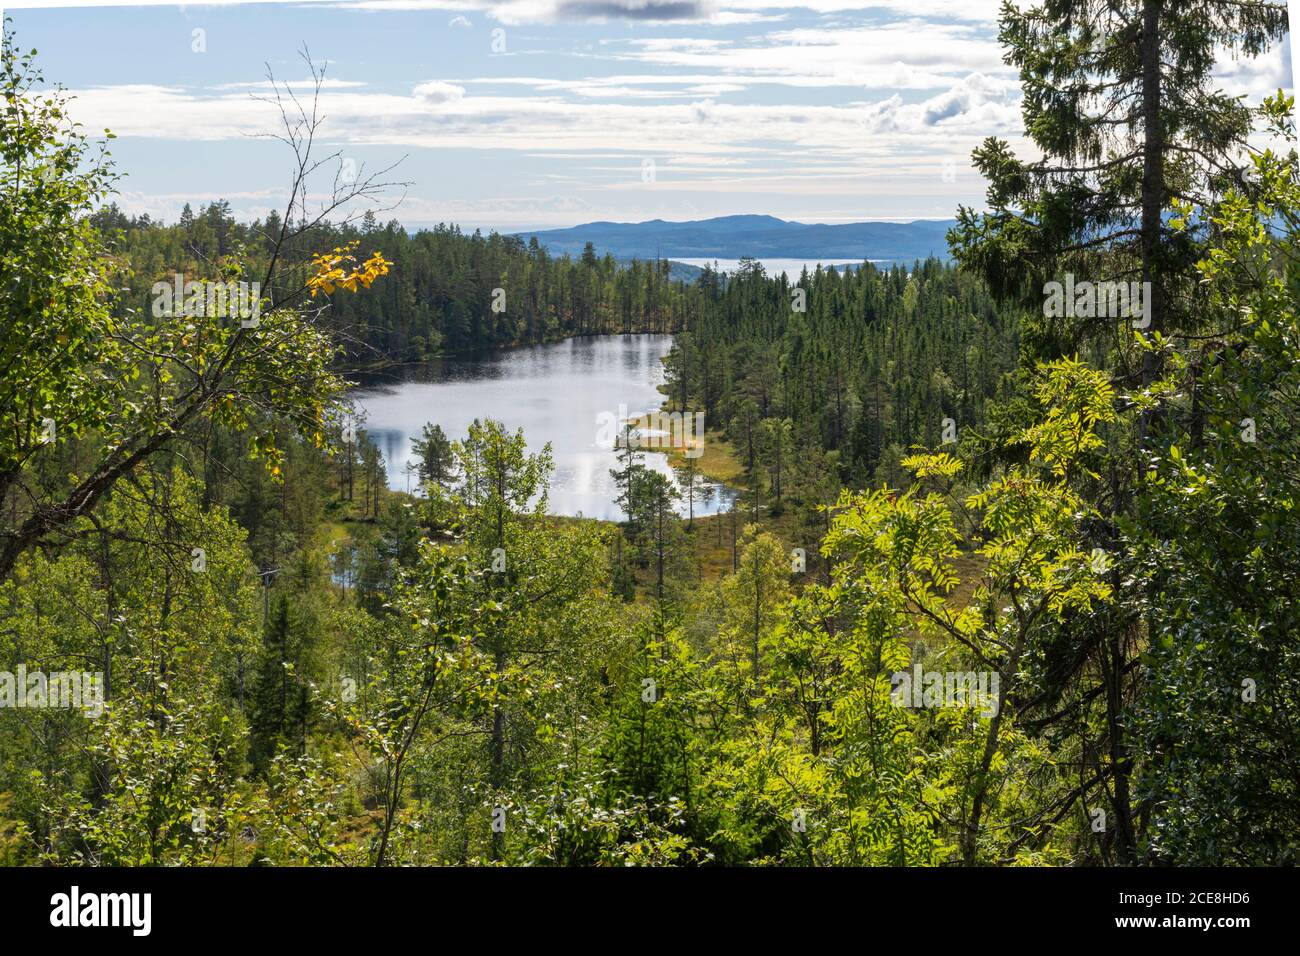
[351, 334, 735, 521]
[674, 257, 878, 277]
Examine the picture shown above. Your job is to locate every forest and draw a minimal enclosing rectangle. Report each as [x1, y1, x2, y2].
[89, 200, 693, 359]
[2, 0, 1298, 869]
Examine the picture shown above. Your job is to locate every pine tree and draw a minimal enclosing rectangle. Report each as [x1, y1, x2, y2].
[412, 422, 454, 490]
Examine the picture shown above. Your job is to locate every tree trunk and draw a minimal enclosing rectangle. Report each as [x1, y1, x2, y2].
[1138, 0, 1165, 407]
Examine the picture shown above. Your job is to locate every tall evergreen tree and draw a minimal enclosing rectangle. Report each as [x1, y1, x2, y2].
[949, 0, 1287, 368]
[412, 423, 455, 490]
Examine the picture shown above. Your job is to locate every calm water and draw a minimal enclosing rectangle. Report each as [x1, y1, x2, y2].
[675, 257, 877, 276]
[352, 334, 735, 521]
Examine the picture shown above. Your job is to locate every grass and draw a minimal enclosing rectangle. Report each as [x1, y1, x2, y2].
[666, 429, 745, 485]
[684, 506, 816, 583]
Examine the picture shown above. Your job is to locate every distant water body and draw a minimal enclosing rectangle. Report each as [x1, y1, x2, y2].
[673, 257, 881, 277]
[351, 334, 735, 521]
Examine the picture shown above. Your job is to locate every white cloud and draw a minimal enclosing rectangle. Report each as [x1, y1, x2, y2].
[917, 72, 1013, 125]
[336, 0, 714, 23]
[211, 78, 369, 92]
[109, 188, 289, 223]
[724, 0, 1002, 21]
[326, 0, 1000, 25]
[61, 72, 1023, 168]
[1214, 40, 1294, 100]
[21, 0, 1289, 223]
[413, 80, 467, 104]
[601, 22, 1012, 91]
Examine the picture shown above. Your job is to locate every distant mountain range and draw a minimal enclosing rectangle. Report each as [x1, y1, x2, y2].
[514, 215, 957, 265]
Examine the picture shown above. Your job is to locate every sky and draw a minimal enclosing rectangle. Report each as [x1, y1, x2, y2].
[3, 0, 1295, 232]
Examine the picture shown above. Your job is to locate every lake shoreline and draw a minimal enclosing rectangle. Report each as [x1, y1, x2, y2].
[350, 334, 737, 521]
[340, 330, 678, 382]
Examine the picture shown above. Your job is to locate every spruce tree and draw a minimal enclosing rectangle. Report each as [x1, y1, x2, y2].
[949, 0, 1287, 368]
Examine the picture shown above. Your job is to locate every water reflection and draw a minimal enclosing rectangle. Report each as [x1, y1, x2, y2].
[351, 334, 735, 521]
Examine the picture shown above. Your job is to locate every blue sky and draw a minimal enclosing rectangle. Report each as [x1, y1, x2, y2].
[4, 0, 1294, 231]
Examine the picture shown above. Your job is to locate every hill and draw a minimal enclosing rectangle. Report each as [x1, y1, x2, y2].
[515, 215, 957, 264]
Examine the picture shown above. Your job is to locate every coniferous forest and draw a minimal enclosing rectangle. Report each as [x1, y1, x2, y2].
[3, 0, 1299, 889]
